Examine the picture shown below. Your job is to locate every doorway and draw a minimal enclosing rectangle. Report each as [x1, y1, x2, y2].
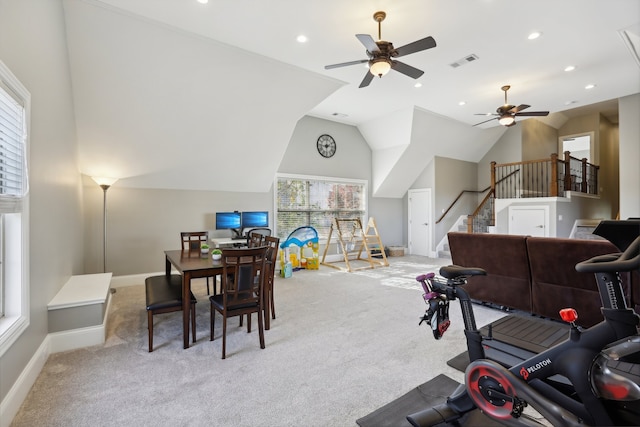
[408, 188, 433, 256]
[559, 132, 594, 164]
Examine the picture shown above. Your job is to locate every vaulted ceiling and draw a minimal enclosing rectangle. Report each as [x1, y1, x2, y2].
[63, 0, 640, 196]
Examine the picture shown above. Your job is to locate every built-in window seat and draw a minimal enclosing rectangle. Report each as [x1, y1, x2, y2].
[47, 273, 112, 353]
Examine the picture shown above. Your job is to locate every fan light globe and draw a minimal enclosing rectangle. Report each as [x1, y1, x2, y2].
[498, 115, 515, 126]
[369, 59, 391, 77]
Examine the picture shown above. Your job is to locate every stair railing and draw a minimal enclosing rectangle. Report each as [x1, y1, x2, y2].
[562, 151, 599, 195]
[467, 189, 495, 233]
[444, 152, 599, 234]
[436, 188, 488, 224]
[465, 169, 518, 233]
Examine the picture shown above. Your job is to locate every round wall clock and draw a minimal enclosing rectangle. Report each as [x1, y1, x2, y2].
[317, 134, 336, 158]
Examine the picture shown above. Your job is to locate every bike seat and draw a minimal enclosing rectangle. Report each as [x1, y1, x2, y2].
[439, 265, 487, 280]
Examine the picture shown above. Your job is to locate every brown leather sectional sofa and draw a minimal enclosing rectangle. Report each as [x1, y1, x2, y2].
[447, 232, 639, 328]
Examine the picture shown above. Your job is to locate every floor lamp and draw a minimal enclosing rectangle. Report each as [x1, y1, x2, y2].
[92, 177, 118, 273]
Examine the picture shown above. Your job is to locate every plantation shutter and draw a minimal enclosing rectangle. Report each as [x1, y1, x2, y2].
[0, 83, 27, 213]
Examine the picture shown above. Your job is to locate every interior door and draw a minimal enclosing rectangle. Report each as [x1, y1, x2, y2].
[509, 206, 548, 237]
[408, 189, 432, 256]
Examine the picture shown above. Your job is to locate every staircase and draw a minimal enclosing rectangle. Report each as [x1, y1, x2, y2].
[471, 201, 493, 233]
[436, 215, 468, 259]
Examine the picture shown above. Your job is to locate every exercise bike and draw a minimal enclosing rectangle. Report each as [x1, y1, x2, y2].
[408, 227, 640, 426]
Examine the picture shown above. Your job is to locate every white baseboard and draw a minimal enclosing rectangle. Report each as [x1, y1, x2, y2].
[110, 272, 163, 288]
[0, 291, 114, 426]
[0, 336, 50, 427]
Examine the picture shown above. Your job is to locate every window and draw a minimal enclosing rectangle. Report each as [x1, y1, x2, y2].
[0, 60, 30, 356]
[275, 174, 367, 240]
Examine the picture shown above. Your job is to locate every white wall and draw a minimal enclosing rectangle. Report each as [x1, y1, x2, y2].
[279, 115, 404, 247]
[0, 0, 83, 412]
[619, 93, 640, 219]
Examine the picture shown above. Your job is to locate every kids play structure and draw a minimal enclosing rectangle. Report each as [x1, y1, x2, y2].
[279, 226, 320, 277]
[321, 217, 389, 272]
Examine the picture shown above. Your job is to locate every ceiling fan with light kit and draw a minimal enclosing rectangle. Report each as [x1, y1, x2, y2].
[324, 11, 437, 88]
[474, 85, 549, 127]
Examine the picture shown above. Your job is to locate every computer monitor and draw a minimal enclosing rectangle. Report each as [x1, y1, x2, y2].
[215, 211, 241, 231]
[241, 211, 269, 228]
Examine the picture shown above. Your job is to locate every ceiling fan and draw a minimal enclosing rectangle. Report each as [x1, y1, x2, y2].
[474, 85, 549, 127]
[324, 11, 436, 88]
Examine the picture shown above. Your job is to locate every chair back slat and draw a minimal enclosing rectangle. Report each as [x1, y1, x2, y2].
[181, 231, 209, 254]
[221, 247, 268, 309]
[246, 228, 271, 247]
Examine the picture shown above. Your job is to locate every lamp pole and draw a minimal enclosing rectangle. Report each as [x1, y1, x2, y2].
[92, 177, 118, 273]
[99, 183, 110, 273]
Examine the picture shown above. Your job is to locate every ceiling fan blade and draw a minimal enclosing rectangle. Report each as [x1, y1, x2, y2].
[515, 111, 550, 117]
[391, 60, 424, 79]
[508, 104, 530, 114]
[473, 117, 499, 126]
[325, 59, 369, 70]
[359, 71, 375, 88]
[474, 113, 498, 116]
[394, 36, 437, 57]
[356, 34, 380, 53]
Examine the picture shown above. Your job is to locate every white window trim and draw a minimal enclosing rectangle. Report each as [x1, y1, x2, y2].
[0, 60, 30, 357]
[273, 173, 368, 239]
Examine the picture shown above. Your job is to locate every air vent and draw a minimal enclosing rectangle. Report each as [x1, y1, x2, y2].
[449, 54, 479, 68]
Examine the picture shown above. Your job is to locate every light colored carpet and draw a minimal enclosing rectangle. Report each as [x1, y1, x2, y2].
[11, 255, 508, 427]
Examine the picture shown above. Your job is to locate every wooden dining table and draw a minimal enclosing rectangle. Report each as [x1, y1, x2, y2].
[164, 249, 273, 349]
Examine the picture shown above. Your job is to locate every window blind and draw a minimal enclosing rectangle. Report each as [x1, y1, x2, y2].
[0, 84, 26, 213]
[276, 175, 366, 240]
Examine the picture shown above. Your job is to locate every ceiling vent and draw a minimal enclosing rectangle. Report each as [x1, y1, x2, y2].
[450, 54, 479, 68]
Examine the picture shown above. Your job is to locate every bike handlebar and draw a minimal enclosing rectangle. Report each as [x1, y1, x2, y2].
[575, 235, 640, 274]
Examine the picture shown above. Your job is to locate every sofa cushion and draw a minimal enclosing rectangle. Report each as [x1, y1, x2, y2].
[448, 232, 532, 312]
[526, 237, 627, 328]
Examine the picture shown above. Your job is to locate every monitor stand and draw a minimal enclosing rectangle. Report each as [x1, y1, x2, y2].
[231, 228, 245, 240]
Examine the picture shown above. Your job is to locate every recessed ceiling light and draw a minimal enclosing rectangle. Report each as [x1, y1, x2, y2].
[564, 65, 576, 72]
[458, 101, 466, 106]
[196, 0, 208, 4]
[565, 100, 577, 105]
[528, 31, 542, 40]
[296, 35, 308, 43]
[414, 82, 422, 88]
[585, 84, 596, 90]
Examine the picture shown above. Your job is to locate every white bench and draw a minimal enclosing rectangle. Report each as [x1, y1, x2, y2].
[47, 273, 112, 353]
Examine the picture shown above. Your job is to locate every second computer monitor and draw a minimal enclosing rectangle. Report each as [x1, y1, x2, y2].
[241, 211, 269, 228]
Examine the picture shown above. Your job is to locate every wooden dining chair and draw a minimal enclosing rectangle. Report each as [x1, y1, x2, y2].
[246, 227, 271, 247]
[181, 231, 213, 294]
[263, 235, 280, 328]
[181, 231, 208, 252]
[248, 231, 265, 248]
[209, 246, 268, 359]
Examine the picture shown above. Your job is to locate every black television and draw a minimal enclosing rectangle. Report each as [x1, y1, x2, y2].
[216, 211, 241, 235]
[241, 211, 269, 228]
